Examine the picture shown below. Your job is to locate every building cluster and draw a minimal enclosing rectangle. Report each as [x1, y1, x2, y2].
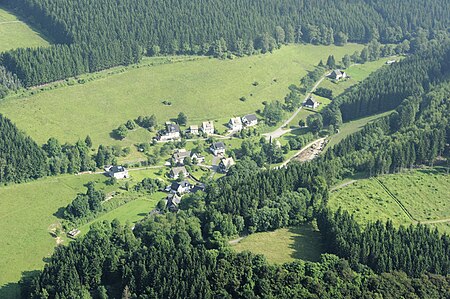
[227, 114, 258, 132]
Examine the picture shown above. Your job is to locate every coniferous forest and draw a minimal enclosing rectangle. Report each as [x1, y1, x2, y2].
[0, 0, 449, 87]
[1, 1, 450, 298]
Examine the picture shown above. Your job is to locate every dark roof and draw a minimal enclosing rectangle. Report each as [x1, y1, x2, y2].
[212, 142, 225, 150]
[192, 184, 206, 193]
[167, 123, 180, 133]
[171, 180, 190, 190]
[243, 114, 257, 122]
[305, 97, 317, 106]
[109, 166, 126, 173]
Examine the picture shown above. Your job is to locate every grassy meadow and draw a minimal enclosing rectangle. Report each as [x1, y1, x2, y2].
[232, 225, 326, 264]
[0, 7, 49, 52]
[329, 168, 450, 232]
[0, 167, 166, 297]
[0, 44, 364, 149]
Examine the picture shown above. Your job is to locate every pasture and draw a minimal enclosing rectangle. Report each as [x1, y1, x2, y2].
[232, 225, 326, 264]
[0, 168, 164, 298]
[0, 44, 364, 149]
[329, 168, 450, 233]
[0, 7, 49, 52]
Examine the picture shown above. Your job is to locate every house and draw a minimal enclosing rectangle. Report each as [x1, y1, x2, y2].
[172, 149, 192, 165]
[242, 114, 258, 127]
[159, 122, 181, 141]
[210, 142, 226, 156]
[191, 152, 205, 163]
[303, 96, 320, 109]
[386, 60, 397, 65]
[167, 193, 182, 211]
[228, 117, 243, 131]
[329, 69, 347, 80]
[201, 121, 215, 135]
[170, 180, 191, 194]
[170, 166, 189, 179]
[219, 157, 235, 173]
[105, 165, 129, 179]
[192, 183, 206, 193]
[189, 125, 199, 135]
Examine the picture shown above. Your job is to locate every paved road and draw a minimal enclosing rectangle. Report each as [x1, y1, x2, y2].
[0, 21, 21, 25]
[263, 74, 328, 140]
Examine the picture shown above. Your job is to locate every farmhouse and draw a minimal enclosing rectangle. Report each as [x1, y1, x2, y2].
[159, 122, 181, 141]
[170, 166, 189, 179]
[191, 152, 205, 163]
[189, 125, 199, 135]
[172, 149, 192, 165]
[219, 157, 235, 173]
[105, 165, 129, 179]
[228, 117, 243, 131]
[210, 142, 226, 156]
[170, 180, 192, 194]
[166, 194, 182, 211]
[303, 96, 320, 109]
[329, 69, 347, 80]
[242, 114, 258, 127]
[201, 121, 215, 135]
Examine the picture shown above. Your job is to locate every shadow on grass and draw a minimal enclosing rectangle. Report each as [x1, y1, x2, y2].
[53, 206, 66, 219]
[288, 225, 326, 262]
[0, 270, 41, 299]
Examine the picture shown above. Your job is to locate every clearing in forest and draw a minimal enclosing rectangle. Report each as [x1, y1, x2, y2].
[232, 225, 326, 264]
[0, 44, 363, 148]
[0, 7, 49, 52]
[329, 168, 450, 232]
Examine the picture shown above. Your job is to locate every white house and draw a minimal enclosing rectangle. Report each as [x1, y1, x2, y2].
[210, 142, 226, 156]
[189, 125, 199, 135]
[172, 149, 192, 165]
[242, 114, 258, 127]
[191, 152, 205, 163]
[170, 166, 189, 179]
[219, 157, 235, 173]
[228, 117, 243, 131]
[201, 121, 215, 135]
[170, 180, 192, 194]
[329, 69, 347, 80]
[303, 96, 320, 109]
[159, 122, 181, 141]
[105, 165, 129, 179]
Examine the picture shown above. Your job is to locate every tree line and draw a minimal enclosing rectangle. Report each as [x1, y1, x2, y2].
[2, 0, 449, 86]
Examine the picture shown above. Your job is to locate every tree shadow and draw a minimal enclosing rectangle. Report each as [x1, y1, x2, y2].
[53, 206, 66, 219]
[288, 225, 327, 262]
[0, 270, 41, 299]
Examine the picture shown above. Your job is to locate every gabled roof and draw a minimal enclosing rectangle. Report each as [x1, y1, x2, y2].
[304, 97, 318, 106]
[108, 166, 127, 173]
[171, 166, 188, 176]
[173, 149, 191, 160]
[212, 142, 226, 150]
[202, 121, 214, 129]
[220, 157, 235, 168]
[243, 114, 257, 122]
[166, 123, 180, 133]
[189, 125, 199, 130]
[171, 180, 190, 190]
[229, 117, 242, 126]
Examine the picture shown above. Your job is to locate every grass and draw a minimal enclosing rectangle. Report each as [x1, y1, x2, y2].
[0, 167, 166, 298]
[0, 44, 364, 151]
[0, 174, 107, 298]
[0, 7, 49, 52]
[329, 168, 450, 233]
[325, 111, 394, 150]
[232, 225, 326, 264]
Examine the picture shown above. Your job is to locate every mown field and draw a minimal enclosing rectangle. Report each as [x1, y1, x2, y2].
[0, 168, 163, 298]
[329, 168, 450, 232]
[0, 44, 363, 149]
[0, 7, 49, 52]
[232, 225, 326, 264]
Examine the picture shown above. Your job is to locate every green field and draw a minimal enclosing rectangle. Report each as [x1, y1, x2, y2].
[0, 7, 49, 52]
[330, 169, 450, 232]
[232, 225, 326, 264]
[0, 44, 363, 150]
[325, 111, 393, 150]
[0, 174, 108, 298]
[0, 168, 164, 298]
